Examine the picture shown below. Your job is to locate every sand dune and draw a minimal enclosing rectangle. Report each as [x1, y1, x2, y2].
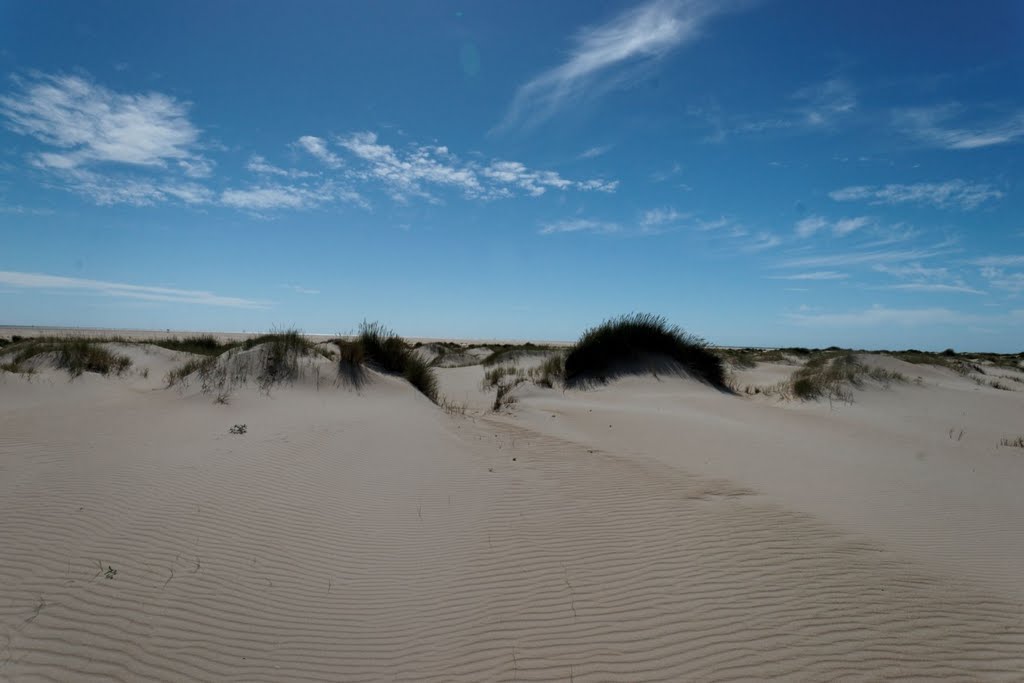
[2, 339, 1023, 680]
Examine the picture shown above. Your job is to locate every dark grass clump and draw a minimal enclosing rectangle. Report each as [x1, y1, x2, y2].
[150, 335, 236, 356]
[563, 313, 726, 389]
[1, 338, 132, 378]
[354, 322, 439, 402]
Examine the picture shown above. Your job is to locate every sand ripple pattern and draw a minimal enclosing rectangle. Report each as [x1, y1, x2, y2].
[1, 389, 1022, 681]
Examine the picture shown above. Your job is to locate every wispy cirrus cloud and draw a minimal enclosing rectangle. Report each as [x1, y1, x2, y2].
[770, 271, 848, 281]
[0, 270, 266, 308]
[970, 255, 1024, 267]
[0, 73, 205, 169]
[794, 78, 857, 127]
[245, 154, 314, 178]
[788, 304, 975, 327]
[641, 207, 685, 227]
[895, 104, 1024, 150]
[282, 284, 320, 295]
[338, 131, 616, 202]
[829, 179, 1003, 210]
[794, 215, 828, 238]
[220, 182, 365, 212]
[538, 218, 620, 235]
[294, 135, 342, 168]
[881, 282, 985, 295]
[578, 144, 612, 159]
[794, 215, 871, 238]
[979, 267, 1024, 294]
[871, 262, 983, 295]
[779, 240, 959, 269]
[497, 0, 742, 131]
[0, 72, 217, 206]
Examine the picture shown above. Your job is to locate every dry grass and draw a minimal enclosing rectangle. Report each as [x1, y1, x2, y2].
[0, 338, 132, 378]
[788, 351, 906, 403]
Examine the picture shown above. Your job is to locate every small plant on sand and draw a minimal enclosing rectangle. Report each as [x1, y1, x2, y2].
[562, 313, 726, 389]
[1000, 436, 1024, 448]
[229, 424, 247, 435]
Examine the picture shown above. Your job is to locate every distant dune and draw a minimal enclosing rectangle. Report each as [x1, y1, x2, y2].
[2, 325, 1023, 680]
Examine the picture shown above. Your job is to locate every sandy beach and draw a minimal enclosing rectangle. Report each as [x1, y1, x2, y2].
[1, 329, 1022, 680]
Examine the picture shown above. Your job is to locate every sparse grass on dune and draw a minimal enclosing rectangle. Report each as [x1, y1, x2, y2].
[349, 322, 439, 402]
[149, 335, 237, 356]
[164, 328, 323, 399]
[0, 337, 132, 378]
[480, 343, 561, 367]
[1001, 436, 1024, 448]
[562, 313, 726, 389]
[788, 351, 905, 402]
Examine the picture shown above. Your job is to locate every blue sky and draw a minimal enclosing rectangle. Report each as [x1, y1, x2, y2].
[1, 0, 1022, 350]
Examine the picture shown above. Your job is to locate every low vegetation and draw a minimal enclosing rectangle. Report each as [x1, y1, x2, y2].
[149, 335, 236, 356]
[165, 328, 322, 400]
[481, 343, 561, 367]
[562, 313, 726, 389]
[332, 322, 439, 402]
[1000, 436, 1024, 448]
[0, 337, 132, 378]
[788, 351, 905, 402]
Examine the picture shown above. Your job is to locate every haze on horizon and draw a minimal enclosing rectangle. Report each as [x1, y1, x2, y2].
[1, 1, 1022, 351]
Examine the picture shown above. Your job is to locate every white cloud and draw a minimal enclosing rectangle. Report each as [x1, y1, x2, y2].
[743, 232, 782, 252]
[794, 78, 857, 126]
[788, 305, 974, 327]
[538, 218, 620, 235]
[779, 242, 958, 269]
[970, 255, 1024, 267]
[0, 73, 203, 169]
[0, 72, 216, 207]
[498, 0, 738, 130]
[282, 284, 320, 295]
[0, 270, 265, 308]
[829, 180, 1003, 210]
[641, 207, 684, 227]
[52, 168, 213, 206]
[795, 215, 828, 238]
[337, 131, 614, 201]
[882, 283, 985, 295]
[873, 263, 949, 279]
[770, 271, 848, 281]
[979, 267, 1024, 294]
[295, 135, 342, 168]
[220, 182, 364, 211]
[245, 155, 314, 179]
[833, 216, 870, 236]
[895, 104, 1024, 150]
[578, 145, 612, 159]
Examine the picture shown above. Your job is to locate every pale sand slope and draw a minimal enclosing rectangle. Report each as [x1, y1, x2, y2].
[1, 352, 1023, 680]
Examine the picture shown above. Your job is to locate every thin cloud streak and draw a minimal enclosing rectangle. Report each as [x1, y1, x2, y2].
[497, 0, 742, 131]
[829, 180, 1003, 210]
[0, 270, 267, 308]
[896, 105, 1024, 150]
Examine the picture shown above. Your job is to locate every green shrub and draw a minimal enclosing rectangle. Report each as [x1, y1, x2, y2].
[563, 313, 725, 388]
